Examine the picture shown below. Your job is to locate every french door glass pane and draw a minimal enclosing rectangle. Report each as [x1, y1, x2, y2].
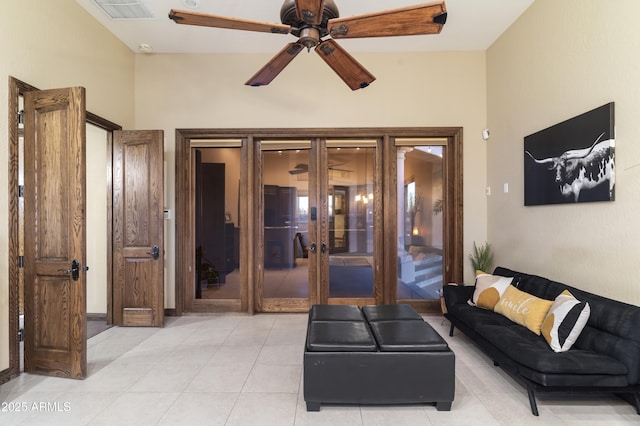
[263, 149, 310, 298]
[397, 146, 444, 300]
[195, 147, 241, 300]
[328, 147, 374, 298]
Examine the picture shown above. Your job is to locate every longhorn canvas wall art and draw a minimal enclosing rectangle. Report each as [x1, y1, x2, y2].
[524, 102, 615, 206]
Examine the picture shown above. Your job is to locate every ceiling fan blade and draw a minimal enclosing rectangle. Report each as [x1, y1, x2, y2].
[289, 163, 309, 174]
[245, 42, 305, 87]
[327, 1, 447, 39]
[169, 9, 291, 34]
[295, 0, 326, 25]
[315, 39, 375, 91]
[289, 169, 308, 175]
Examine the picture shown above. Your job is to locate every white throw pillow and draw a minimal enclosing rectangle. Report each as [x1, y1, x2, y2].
[540, 290, 590, 353]
[468, 271, 513, 310]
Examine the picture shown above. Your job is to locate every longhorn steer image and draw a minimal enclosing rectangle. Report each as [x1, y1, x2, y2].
[525, 133, 615, 202]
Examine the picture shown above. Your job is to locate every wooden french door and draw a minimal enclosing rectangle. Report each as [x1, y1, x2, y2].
[113, 130, 165, 327]
[23, 87, 88, 379]
[258, 140, 380, 311]
[258, 141, 315, 312]
[174, 128, 463, 316]
[322, 141, 379, 305]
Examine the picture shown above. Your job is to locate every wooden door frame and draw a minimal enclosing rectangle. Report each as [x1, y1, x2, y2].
[3, 76, 121, 384]
[175, 127, 464, 315]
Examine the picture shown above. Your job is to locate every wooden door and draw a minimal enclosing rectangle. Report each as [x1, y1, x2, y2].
[113, 130, 164, 326]
[258, 142, 316, 312]
[23, 87, 87, 379]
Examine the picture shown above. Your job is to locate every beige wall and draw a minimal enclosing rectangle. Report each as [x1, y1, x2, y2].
[487, 0, 640, 304]
[134, 50, 489, 308]
[0, 0, 134, 372]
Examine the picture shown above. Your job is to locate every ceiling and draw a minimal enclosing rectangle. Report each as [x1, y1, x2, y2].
[75, 0, 534, 54]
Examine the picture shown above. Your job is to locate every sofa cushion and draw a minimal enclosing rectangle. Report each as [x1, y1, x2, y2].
[494, 285, 553, 335]
[448, 302, 515, 332]
[468, 271, 513, 310]
[478, 324, 628, 377]
[493, 267, 556, 300]
[541, 290, 590, 353]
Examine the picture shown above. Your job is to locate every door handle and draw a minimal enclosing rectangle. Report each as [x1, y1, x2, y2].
[148, 245, 160, 260]
[58, 259, 87, 281]
[320, 242, 327, 254]
[309, 242, 317, 254]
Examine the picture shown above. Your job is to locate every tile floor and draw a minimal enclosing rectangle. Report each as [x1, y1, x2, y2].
[1, 314, 638, 425]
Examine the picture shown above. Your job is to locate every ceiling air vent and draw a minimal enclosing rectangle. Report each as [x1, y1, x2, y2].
[91, 0, 154, 19]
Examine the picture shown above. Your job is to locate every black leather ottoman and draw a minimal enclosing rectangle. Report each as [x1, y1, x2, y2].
[304, 304, 455, 411]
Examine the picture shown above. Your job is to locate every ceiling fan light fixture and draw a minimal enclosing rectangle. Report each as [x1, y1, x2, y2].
[299, 27, 320, 50]
[182, 0, 200, 9]
[138, 43, 153, 53]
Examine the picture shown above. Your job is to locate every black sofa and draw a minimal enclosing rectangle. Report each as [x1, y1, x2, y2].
[304, 304, 455, 411]
[444, 266, 640, 416]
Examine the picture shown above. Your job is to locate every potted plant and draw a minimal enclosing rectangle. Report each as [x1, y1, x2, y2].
[469, 241, 494, 273]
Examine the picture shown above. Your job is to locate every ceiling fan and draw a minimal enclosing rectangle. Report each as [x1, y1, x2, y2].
[168, 0, 447, 90]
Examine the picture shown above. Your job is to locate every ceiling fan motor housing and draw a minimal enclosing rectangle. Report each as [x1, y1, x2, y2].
[280, 0, 339, 37]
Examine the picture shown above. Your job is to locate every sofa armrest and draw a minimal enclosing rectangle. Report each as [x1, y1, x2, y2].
[443, 284, 474, 310]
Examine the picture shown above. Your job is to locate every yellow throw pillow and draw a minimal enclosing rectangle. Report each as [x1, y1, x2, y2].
[494, 285, 553, 335]
[468, 271, 513, 310]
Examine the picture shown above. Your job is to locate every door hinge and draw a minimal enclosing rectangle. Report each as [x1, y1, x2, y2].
[18, 184, 24, 198]
[18, 110, 24, 125]
[18, 256, 24, 268]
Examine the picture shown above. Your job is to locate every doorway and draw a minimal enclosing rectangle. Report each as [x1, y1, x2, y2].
[329, 185, 349, 254]
[174, 129, 464, 315]
[260, 143, 312, 311]
[397, 143, 446, 300]
[255, 140, 380, 312]
[5, 77, 122, 382]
